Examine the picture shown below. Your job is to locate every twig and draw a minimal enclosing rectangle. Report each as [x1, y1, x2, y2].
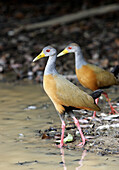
[101, 114, 119, 121]
[13, 3, 119, 34]
[96, 123, 119, 130]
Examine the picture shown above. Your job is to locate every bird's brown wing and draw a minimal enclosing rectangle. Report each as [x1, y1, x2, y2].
[87, 64, 118, 88]
[54, 75, 100, 111]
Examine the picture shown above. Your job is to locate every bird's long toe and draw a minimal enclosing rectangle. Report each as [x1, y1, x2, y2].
[109, 106, 118, 114]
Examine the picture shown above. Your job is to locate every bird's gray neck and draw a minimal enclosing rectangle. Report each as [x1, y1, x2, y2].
[75, 50, 87, 69]
[44, 54, 58, 75]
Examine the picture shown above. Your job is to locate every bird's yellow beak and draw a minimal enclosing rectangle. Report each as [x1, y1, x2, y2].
[57, 49, 68, 57]
[33, 51, 45, 62]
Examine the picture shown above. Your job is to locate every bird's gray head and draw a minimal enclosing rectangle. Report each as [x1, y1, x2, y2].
[57, 43, 81, 57]
[42, 46, 56, 57]
[33, 46, 56, 62]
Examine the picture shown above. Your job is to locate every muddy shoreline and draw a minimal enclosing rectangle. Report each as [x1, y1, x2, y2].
[39, 116, 119, 156]
[36, 86, 119, 156]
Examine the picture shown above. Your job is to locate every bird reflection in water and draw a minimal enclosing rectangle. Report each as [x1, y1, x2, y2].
[60, 148, 87, 170]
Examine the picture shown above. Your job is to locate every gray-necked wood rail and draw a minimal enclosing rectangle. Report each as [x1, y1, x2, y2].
[33, 46, 103, 148]
[58, 43, 119, 117]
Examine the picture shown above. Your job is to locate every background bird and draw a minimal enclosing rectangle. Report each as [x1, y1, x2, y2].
[33, 46, 103, 148]
[58, 43, 119, 117]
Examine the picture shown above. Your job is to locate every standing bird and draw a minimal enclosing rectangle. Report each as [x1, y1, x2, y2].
[33, 46, 102, 148]
[58, 43, 119, 117]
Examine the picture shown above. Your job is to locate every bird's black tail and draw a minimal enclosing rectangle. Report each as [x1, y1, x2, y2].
[111, 65, 119, 78]
[90, 89, 103, 100]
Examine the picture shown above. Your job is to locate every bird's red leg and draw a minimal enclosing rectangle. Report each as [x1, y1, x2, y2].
[72, 116, 86, 147]
[92, 98, 99, 118]
[103, 92, 118, 114]
[57, 113, 66, 148]
[59, 120, 66, 148]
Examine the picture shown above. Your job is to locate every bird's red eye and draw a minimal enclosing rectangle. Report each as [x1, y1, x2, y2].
[68, 47, 72, 50]
[46, 49, 50, 52]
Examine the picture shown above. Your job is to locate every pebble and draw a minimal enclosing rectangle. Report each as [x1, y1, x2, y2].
[24, 105, 37, 110]
[18, 133, 24, 138]
[8, 30, 15, 36]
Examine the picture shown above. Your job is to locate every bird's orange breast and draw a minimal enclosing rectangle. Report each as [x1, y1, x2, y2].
[76, 65, 98, 91]
[43, 74, 57, 99]
[43, 74, 65, 114]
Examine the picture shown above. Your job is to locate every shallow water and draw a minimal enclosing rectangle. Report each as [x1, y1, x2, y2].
[0, 82, 119, 170]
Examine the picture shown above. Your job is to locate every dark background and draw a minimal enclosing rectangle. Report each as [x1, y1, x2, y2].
[0, 0, 119, 82]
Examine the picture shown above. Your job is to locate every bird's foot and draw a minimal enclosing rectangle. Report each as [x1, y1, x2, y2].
[56, 143, 67, 148]
[57, 144, 63, 148]
[109, 106, 118, 115]
[77, 138, 88, 148]
[77, 140, 86, 148]
[84, 111, 97, 120]
[77, 142, 85, 148]
[91, 115, 96, 119]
